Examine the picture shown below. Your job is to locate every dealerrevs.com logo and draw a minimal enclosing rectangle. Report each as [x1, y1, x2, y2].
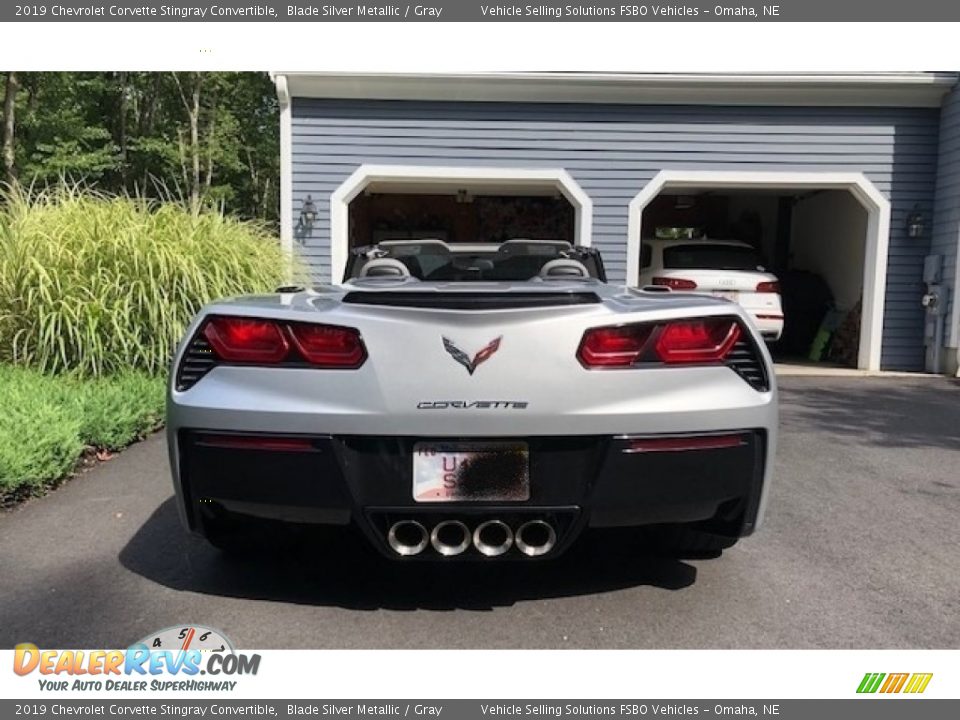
[13, 625, 260, 692]
[857, 672, 933, 694]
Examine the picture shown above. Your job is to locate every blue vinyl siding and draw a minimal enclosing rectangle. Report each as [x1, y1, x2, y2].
[290, 99, 942, 370]
[932, 84, 960, 347]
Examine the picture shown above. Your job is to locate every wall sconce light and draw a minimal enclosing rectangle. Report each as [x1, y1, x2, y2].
[906, 205, 925, 238]
[298, 195, 317, 229]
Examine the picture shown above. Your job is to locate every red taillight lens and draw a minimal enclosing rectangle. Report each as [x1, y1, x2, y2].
[654, 319, 741, 364]
[652, 276, 698, 290]
[288, 323, 367, 368]
[201, 316, 367, 368]
[203, 317, 289, 363]
[755, 280, 781, 293]
[577, 325, 653, 368]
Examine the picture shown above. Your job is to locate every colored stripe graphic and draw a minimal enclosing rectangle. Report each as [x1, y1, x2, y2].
[903, 673, 934, 694]
[857, 672, 933, 694]
[857, 673, 885, 693]
[880, 673, 909, 693]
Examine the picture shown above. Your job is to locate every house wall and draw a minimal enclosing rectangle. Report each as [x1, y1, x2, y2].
[290, 99, 941, 371]
[931, 83, 960, 373]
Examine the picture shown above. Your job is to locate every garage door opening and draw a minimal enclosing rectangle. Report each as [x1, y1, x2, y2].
[349, 189, 574, 246]
[628, 171, 890, 371]
[330, 165, 592, 284]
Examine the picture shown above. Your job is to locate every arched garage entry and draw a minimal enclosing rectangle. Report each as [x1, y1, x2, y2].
[627, 171, 891, 372]
[329, 165, 593, 284]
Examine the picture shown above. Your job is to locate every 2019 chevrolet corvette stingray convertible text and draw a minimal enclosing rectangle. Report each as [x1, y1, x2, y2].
[167, 239, 777, 560]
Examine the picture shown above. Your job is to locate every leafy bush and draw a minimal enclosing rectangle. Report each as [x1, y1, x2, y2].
[0, 367, 85, 493]
[0, 183, 294, 376]
[0, 366, 165, 496]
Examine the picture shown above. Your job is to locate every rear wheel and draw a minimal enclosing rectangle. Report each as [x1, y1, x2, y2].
[646, 524, 739, 558]
[201, 513, 265, 555]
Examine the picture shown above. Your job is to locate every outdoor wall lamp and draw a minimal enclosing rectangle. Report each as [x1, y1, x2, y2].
[906, 205, 925, 238]
[298, 195, 317, 229]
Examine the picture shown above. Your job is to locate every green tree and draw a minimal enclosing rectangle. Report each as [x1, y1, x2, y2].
[0, 71, 280, 226]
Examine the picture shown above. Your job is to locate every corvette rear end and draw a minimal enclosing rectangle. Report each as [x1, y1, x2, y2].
[167, 241, 777, 560]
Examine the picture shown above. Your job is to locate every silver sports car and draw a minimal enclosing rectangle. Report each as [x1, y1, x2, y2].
[167, 239, 777, 560]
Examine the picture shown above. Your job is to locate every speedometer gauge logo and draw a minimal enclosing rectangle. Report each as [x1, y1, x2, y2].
[137, 624, 234, 653]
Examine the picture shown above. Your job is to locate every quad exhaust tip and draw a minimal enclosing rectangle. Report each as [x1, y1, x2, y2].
[388, 518, 557, 558]
[515, 519, 558, 557]
[387, 520, 429, 556]
[473, 519, 514, 557]
[430, 520, 471, 557]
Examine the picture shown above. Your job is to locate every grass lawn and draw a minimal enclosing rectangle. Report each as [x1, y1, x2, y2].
[0, 366, 165, 503]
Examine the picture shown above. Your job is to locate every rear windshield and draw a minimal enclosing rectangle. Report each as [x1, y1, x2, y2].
[663, 244, 766, 272]
[349, 242, 604, 282]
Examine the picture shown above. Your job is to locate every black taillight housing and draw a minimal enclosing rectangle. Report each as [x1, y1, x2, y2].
[175, 315, 366, 391]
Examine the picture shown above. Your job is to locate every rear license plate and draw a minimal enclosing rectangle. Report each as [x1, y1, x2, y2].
[712, 290, 739, 302]
[413, 441, 530, 502]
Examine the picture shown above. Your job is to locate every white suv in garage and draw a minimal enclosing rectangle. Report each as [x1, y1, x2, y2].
[640, 237, 784, 341]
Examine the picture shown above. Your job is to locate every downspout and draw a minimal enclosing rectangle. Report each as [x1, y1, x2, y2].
[273, 73, 294, 282]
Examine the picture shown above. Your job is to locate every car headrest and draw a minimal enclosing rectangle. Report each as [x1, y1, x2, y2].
[538, 258, 589, 279]
[359, 258, 411, 278]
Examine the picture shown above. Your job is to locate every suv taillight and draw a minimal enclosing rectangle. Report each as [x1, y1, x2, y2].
[578, 318, 741, 368]
[652, 276, 698, 290]
[202, 316, 366, 368]
[755, 280, 781, 293]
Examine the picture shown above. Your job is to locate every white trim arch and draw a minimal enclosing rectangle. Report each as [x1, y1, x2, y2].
[626, 170, 892, 372]
[329, 164, 593, 285]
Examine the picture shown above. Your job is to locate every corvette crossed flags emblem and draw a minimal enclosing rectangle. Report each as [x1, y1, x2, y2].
[442, 336, 503, 375]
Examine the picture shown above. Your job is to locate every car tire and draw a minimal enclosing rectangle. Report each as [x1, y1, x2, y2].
[202, 514, 263, 555]
[646, 524, 739, 559]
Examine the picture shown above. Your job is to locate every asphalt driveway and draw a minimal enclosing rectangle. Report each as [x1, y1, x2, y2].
[1, 376, 958, 649]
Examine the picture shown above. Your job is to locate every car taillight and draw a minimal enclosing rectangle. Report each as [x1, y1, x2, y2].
[652, 276, 698, 290]
[577, 325, 654, 367]
[201, 316, 367, 368]
[203, 317, 290, 363]
[755, 280, 781, 293]
[578, 318, 741, 368]
[288, 323, 367, 368]
[654, 319, 741, 364]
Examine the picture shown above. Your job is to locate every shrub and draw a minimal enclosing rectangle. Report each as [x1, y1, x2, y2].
[0, 183, 295, 376]
[0, 367, 85, 493]
[69, 372, 167, 450]
[0, 366, 165, 496]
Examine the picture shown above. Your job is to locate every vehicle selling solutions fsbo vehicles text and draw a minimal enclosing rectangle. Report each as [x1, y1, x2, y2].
[478, 5, 779, 17]
[479, 5, 700, 17]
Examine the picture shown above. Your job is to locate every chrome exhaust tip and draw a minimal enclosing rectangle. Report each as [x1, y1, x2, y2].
[387, 520, 428, 556]
[515, 520, 557, 557]
[473, 520, 514, 557]
[430, 520, 471, 557]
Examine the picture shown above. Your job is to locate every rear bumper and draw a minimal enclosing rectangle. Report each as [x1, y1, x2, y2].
[747, 314, 784, 341]
[173, 429, 767, 559]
